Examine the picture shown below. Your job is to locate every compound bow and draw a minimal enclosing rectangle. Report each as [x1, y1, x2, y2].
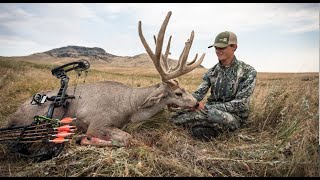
[0, 59, 90, 162]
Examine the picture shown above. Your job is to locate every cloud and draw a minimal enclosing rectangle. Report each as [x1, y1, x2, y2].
[111, 3, 318, 34]
[0, 3, 318, 72]
[0, 35, 37, 47]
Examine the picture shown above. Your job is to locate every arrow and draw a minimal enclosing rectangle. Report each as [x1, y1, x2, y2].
[48, 137, 69, 143]
[0, 118, 78, 145]
[9, 137, 70, 144]
[53, 125, 76, 132]
[59, 117, 77, 124]
[52, 131, 75, 138]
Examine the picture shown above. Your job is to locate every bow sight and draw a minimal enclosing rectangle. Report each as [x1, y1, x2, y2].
[0, 59, 90, 162]
[31, 59, 90, 118]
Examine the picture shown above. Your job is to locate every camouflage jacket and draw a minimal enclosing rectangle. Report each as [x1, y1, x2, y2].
[192, 56, 257, 119]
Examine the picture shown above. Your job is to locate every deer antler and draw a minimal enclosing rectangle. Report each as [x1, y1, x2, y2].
[138, 11, 205, 82]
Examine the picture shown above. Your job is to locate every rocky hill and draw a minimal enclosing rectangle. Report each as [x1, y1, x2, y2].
[44, 46, 117, 60]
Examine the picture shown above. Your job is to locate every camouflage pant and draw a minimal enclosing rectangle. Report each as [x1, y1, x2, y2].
[170, 108, 242, 140]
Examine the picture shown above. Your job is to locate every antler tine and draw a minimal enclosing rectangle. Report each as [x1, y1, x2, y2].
[169, 32, 194, 72]
[162, 35, 172, 72]
[180, 31, 194, 67]
[155, 11, 172, 64]
[138, 11, 172, 81]
[138, 21, 156, 63]
[187, 53, 198, 65]
[170, 44, 187, 73]
[153, 35, 157, 45]
[153, 35, 172, 72]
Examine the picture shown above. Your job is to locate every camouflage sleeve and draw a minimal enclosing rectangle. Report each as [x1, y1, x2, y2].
[192, 72, 211, 102]
[225, 69, 257, 112]
[211, 68, 257, 113]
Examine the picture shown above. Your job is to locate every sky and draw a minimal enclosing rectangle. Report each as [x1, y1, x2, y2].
[0, 3, 319, 72]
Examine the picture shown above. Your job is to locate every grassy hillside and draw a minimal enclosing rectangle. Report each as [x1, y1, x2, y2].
[0, 58, 318, 177]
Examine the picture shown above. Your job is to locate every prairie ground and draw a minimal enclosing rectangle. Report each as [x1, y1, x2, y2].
[0, 59, 318, 177]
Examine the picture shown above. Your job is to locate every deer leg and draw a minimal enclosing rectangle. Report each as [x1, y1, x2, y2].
[80, 127, 133, 147]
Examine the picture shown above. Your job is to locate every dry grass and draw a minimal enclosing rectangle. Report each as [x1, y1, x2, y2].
[0, 58, 318, 177]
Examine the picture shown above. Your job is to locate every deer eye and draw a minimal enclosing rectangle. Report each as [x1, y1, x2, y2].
[175, 92, 182, 97]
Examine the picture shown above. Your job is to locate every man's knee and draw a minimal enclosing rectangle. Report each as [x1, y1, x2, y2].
[170, 110, 207, 124]
[207, 108, 241, 131]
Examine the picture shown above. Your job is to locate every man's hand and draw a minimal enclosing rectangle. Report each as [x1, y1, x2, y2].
[189, 101, 205, 111]
[197, 101, 205, 110]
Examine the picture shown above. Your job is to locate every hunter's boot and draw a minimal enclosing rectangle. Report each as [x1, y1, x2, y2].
[191, 125, 222, 141]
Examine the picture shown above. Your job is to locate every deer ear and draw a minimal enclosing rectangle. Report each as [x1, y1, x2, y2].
[138, 86, 168, 109]
[138, 93, 164, 109]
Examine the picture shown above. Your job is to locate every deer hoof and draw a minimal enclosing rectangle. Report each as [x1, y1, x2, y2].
[79, 136, 113, 147]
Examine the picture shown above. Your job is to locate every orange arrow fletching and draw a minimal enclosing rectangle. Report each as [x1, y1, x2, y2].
[49, 137, 69, 143]
[53, 131, 75, 138]
[59, 117, 77, 124]
[54, 125, 76, 132]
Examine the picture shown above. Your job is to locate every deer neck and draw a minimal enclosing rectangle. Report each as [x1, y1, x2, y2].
[132, 83, 166, 109]
[129, 83, 168, 123]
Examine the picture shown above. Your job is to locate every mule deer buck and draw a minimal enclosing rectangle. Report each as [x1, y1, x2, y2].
[5, 11, 205, 147]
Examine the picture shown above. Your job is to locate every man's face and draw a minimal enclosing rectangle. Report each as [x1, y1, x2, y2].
[215, 45, 235, 62]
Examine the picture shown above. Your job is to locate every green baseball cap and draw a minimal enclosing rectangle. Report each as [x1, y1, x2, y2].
[208, 31, 237, 48]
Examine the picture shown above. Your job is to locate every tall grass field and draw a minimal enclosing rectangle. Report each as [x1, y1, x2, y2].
[0, 58, 318, 177]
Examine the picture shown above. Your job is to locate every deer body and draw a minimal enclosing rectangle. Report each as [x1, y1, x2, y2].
[5, 11, 205, 147]
[6, 80, 198, 146]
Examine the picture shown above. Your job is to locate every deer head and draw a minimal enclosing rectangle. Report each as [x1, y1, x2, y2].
[138, 11, 205, 110]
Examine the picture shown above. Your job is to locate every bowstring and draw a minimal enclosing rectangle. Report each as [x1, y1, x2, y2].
[72, 68, 88, 118]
